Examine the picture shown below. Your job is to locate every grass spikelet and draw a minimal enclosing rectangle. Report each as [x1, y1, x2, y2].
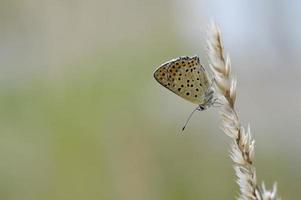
[206, 21, 280, 200]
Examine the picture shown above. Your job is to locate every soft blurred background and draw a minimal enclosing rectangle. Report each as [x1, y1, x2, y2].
[0, 0, 300, 199]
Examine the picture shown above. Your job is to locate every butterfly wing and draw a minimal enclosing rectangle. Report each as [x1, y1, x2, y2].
[154, 56, 211, 104]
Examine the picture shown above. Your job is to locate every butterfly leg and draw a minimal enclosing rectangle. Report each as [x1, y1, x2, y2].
[212, 98, 224, 108]
[209, 77, 216, 88]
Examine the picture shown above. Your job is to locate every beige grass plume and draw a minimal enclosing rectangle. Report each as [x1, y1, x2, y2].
[206, 22, 280, 200]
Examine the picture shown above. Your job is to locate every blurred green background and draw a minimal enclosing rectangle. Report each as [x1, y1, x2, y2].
[0, 0, 300, 199]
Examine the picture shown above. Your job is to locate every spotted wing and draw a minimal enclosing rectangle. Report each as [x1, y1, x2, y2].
[154, 56, 211, 104]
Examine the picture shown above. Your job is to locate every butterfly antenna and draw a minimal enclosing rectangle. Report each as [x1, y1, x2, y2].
[182, 106, 200, 131]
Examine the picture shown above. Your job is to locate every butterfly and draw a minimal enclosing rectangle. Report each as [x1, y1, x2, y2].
[154, 56, 216, 130]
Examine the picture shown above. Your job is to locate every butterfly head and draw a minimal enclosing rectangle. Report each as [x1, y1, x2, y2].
[199, 105, 205, 111]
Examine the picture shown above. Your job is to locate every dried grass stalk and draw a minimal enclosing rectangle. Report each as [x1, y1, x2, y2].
[206, 22, 280, 200]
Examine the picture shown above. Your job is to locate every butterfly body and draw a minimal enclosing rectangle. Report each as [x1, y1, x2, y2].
[154, 56, 214, 108]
